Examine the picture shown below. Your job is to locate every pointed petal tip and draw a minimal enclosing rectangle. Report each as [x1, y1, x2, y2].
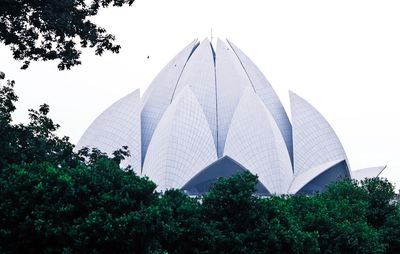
[378, 165, 387, 176]
[289, 90, 301, 100]
[216, 37, 227, 46]
[201, 38, 210, 43]
[226, 38, 234, 47]
[216, 39, 232, 52]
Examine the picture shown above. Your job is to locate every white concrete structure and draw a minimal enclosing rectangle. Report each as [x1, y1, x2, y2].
[173, 39, 218, 149]
[224, 88, 293, 195]
[227, 40, 293, 164]
[76, 89, 141, 174]
[142, 87, 217, 191]
[77, 38, 385, 195]
[352, 166, 386, 181]
[140, 40, 198, 164]
[290, 91, 349, 176]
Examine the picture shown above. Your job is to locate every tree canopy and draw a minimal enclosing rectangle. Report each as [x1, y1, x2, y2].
[0, 79, 399, 253]
[0, 0, 135, 70]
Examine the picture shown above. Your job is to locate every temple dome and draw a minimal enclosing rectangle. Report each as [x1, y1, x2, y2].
[77, 38, 385, 194]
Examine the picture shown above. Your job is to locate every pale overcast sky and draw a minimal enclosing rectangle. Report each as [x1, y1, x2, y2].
[1, 0, 399, 188]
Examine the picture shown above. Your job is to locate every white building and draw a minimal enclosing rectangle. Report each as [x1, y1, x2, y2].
[77, 38, 385, 195]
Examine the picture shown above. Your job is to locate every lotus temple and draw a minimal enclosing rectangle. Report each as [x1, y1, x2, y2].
[76, 38, 385, 195]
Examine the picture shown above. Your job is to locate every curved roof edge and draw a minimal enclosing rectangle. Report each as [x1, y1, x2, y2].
[172, 38, 218, 149]
[142, 86, 217, 191]
[224, 88, 293, 194]
[140, 40, 199, 164]
[140, 39, 198, 106]
[182, 155, 270, 196]
[215, 38, 251, 157]
[351, 166, 387, 181]
[288, 159, 345, 194]
[76, 89, 141, 174]
[290, 91, 349, 175]
[226, 39, 293, 164]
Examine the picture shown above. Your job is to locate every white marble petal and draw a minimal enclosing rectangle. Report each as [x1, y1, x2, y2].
[142, 87, 217, 191]
[172, 39, 218, 149]
[76, 89, 141, 174]
[290, 91, 349, 176]
[352, 166, 386, 181]
[224, 88, 293, 194]
[215, 38, 253, 157]
[141, 40, 198, 164]
[227, 39, 293, 164]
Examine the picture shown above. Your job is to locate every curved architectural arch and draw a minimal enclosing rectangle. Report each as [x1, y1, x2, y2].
[77, 38, 384, 196]
[215, 39, 253, 157]
[172, 39, 217, 149]
[76, 89, 141, 174]
[352, 166, 386, 181]
[227, 39, 293, 164]
[141, 40, 198, 164]
[182, 156, 270, 196]
[224, 88, 293, 194]
[288, 159, 347, 194]
[290, 91, 349, 176]
[294, 160, 350, 195]
[142, 87, 217, 191]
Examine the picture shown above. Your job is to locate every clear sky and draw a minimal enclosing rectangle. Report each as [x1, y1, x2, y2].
[1, 0, 399, 188]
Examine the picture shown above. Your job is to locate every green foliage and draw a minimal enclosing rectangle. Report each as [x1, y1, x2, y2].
[0, 80, 159, 253]
[289, 186, 386, 254]
[382, 207, 400, 253]
[0, 81, 399, 253]
[0, 156, 158, 253]
[0, 79, 17, 122]
[0, 0, 135, 70]
[0, 101, 76, 168]
[153, 190, 214, 254]
[360, 178, 396, 228]
[201, 172, 319, 254]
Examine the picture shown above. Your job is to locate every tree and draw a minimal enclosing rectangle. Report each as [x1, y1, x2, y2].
[288, 180, 389, 254]
[0, 78, 160, 253]
[152, 189, 215, 254]
[360, 178, 396, 228]
[2, 79, 400, 253]
[202, 172, 319, 254]
[0, 0, 135, 70]
[0, 154, 158, 253]
[382, 206, 400, 254]
[0, 79, 77, 168]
